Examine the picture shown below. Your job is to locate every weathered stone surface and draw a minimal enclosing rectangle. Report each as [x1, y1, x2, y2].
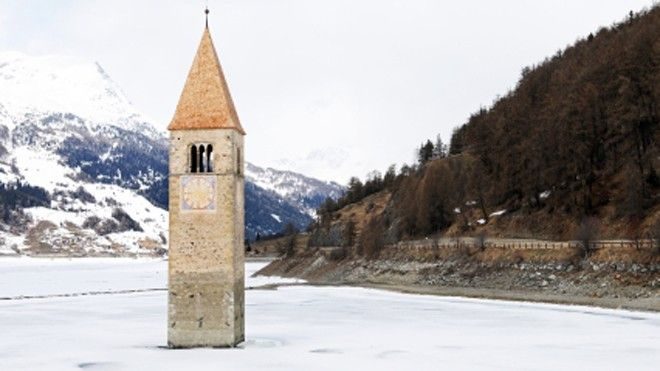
[168, 128, 245, 348]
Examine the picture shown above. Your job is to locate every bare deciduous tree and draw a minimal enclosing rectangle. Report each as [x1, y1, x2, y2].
[576, 217, 600, 257]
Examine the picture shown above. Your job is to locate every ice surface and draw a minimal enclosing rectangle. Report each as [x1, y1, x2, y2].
[0, 258, 167, 298]
[0, 258, 300, 299]
[0, 259, 658, 370]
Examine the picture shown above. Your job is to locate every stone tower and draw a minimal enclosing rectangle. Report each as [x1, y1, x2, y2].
[167, 16, 245, 348]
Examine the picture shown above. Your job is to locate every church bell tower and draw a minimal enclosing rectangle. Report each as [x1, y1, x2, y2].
[167, 9, 245, 348]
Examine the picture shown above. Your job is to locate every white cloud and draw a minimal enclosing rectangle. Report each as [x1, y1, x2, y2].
[274, 147, 351, 183]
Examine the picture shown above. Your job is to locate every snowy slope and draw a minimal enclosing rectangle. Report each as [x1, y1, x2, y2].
[0, 51, 341, 255]
[0, 51, 148, 130]
[246, 162, 344, 216]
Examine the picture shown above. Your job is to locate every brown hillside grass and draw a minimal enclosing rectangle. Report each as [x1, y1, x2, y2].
[251, 234, 310, 256]
[331, 191, 391, 239]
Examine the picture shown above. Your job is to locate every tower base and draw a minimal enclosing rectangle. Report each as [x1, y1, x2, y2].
[168, 271, 245, 349]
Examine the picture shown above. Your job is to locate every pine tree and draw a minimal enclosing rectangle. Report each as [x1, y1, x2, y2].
[418, 140, 434, 165]
[433, 134, 448, 159]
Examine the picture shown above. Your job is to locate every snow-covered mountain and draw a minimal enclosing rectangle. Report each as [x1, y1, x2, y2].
[0, 52, 156, 134]
[0, 51, 343, 256]
[245, 163, 344, 217]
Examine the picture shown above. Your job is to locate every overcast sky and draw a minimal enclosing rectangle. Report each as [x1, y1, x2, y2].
[0, 0, 656, 183]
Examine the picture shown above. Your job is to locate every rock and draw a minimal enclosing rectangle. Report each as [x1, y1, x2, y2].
[548, 274, 557, 280]
[540, 280, 548, 287]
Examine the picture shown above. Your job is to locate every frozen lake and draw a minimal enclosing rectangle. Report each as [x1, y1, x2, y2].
[0, 259, 658, 370]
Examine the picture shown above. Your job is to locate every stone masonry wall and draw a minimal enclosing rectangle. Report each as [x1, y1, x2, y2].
[168, 128, 245, 348]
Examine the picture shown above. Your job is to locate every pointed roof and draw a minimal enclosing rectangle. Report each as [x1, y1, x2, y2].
[168, 27, 245, 134]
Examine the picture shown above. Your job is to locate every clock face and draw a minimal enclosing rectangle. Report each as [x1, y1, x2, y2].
[180, 176, 216, 211]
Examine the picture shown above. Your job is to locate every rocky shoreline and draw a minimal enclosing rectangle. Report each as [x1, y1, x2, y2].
[256, 252, 660, 312]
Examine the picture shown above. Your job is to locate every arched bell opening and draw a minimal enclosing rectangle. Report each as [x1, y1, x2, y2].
[206, 144, 214, 172]
[198, 145, 206, 173]
[236, 147, 241, 176]
[190, 145, 198, 173]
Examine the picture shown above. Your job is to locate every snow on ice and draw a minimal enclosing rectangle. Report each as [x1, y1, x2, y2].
[0, 259, 658, 370]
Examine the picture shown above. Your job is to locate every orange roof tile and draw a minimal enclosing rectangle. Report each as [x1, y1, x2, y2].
[168, 27, 245, 134]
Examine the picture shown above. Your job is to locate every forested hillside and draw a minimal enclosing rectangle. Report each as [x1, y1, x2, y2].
[314, 6, 660, 249]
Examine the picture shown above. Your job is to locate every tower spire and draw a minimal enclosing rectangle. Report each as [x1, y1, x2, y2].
[168, 20, 245, 134]
[205, 6, 210, 28]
